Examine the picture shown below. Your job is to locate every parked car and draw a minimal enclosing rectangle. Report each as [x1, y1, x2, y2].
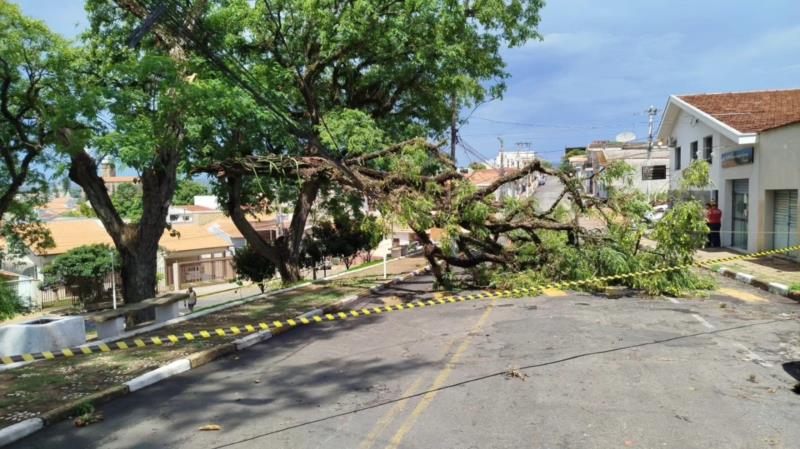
[644, 204, 669, 224]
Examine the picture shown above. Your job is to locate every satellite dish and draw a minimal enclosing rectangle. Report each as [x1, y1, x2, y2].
[616, 131, 636, 143]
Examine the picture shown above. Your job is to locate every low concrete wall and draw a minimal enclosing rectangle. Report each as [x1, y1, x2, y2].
[0, 316, 85, 356]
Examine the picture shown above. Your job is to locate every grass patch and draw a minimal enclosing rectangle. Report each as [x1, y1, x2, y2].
[349, 259, 383, 271]
[790, 283, 800, 293]
[14, 371, 70, 391]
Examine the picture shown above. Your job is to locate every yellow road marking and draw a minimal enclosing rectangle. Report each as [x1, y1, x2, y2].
[357, 377, 426, 449]
[542, 288, 567, 297]
[359, 328, 464, 449]
[717, 287, 768, 303]
[383, 303, 496, 449]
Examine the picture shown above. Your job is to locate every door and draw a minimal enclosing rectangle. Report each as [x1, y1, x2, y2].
[773, 190, 798, 258]
[731, 180, 749, 249]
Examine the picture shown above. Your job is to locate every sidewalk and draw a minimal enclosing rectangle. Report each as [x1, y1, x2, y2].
[639, 237, 799, 297]
[695, 247, 800, 289]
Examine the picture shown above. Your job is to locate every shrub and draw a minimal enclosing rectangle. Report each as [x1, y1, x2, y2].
[42, 244, 118, 306]
[0, 279, 24, 320]
[232, 245, 276, 292]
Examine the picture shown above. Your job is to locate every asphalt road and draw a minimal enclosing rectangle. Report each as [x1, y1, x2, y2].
[534, 175, 565, 212]
[13, 275, 800, 449]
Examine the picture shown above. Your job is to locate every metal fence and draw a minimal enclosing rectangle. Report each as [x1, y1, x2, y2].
[166, 257, 235, 289]
[34, 272, 123, 310]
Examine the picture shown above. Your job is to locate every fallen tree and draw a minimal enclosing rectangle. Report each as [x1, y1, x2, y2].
[196, 146, 715, 296]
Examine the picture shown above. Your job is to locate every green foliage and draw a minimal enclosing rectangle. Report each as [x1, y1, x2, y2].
[232, 245, 276, 291]
[318, 109, 386, 159]
[64, 201, 97, 218]
[311, 215, 384, 270]
[0, 279, 24, 320]
[42, 244, 119, 305]
[489, 158, 715, 297]
[0, 2, 89, 259]
[680, 159, 711, 190]
[173, 179, 210, 205]
[110, 183, 143, 222]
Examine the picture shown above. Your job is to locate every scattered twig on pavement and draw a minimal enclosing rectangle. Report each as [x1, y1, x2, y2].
[504, 368, 528, 381]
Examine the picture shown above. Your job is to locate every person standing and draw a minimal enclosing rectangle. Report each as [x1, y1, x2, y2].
[706, 201, 722, 248]
[185, 287, 197, 313]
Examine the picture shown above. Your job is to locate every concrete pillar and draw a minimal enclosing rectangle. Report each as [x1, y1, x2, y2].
[155, 302, 179, 323]
[96, 317, 125, 340]
[172, 263, 180, 291]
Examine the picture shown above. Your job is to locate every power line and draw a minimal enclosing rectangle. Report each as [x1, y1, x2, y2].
[469, 115, 650, 130]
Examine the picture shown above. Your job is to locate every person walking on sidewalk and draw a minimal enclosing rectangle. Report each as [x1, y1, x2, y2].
[706, 201, 722, 248]
[185, 287, 197, 313]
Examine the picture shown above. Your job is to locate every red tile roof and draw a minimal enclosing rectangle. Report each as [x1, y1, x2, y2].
[102, 176, 138, 183]
[172, 205, 216, 212]
[465, 168, 518, 186]
[678, 89, 800, 133]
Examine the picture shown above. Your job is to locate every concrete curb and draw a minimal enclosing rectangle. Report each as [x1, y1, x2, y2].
[709, 266, 800, 302]
[0, 418, 43, 447]
[0, 267, 426, 447]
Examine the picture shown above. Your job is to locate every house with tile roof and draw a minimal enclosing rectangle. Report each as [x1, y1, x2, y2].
[657, 88, 800, 255]
[0, 218, 238, 296]
[465, 167, 536, 200]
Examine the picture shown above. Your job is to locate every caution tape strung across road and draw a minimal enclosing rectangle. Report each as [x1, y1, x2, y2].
[3, 244, 799, 366]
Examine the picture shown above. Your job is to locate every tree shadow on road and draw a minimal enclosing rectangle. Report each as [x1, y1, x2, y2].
[15, 310, 446, 449]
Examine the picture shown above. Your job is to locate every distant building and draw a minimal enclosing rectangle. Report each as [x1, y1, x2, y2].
[585, 141, 670, 199]
[657, 88, 800, 254]
[465, 167, 536, 200]
[100, 159, 138, 196]
[0, 217, 238, 295]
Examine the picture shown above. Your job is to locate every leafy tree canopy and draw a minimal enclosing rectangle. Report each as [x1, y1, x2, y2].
[0, 1, 89, 259]
[173, 178, 210, 205]
[42, 243, 119, 304]
[110, 182, 143, 222]
[232, 244, 276, 292]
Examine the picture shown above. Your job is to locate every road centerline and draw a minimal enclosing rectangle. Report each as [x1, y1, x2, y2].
[382, 302, 497, 449]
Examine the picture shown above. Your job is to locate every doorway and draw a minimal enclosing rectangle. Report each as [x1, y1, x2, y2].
[773, 189, 798, 259]
[731, 180, 749, 249]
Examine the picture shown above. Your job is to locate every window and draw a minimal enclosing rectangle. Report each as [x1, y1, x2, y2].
[642, 165, 667, 180]
[674, 146, 682, 170]
[690, 141, 698, 160]
[703, 136, 712, 163]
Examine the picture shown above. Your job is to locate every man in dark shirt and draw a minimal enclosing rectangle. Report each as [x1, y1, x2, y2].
[706, 202, 722, 248]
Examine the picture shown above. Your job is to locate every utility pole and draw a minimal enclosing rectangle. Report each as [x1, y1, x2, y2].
[646, 105, 658, 199]
[450, 94, 458, 163]
[646, 105, 658, 153]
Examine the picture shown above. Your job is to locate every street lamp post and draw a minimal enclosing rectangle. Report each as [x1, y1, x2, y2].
[110, 251, 117, 310]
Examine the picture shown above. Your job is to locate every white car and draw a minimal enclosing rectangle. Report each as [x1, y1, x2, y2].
[645, 204, 669, 223]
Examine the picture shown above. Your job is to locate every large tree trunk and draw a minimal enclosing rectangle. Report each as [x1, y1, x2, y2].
[225, 174, 321, 284]
[119, 246, 158, 302]
[69, 147, 179, 303]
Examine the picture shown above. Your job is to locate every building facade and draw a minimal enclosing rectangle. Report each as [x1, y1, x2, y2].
[585, 141, 670, 200]
[657, 89, 800, 255]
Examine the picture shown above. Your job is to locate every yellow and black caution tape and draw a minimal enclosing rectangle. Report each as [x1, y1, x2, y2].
[3, 244, 799, 365]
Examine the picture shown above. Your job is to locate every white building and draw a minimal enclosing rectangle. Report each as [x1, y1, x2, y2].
[489, 149, 537, 170]
[657, 89, 800, 255]
[586, 141, 671, 199]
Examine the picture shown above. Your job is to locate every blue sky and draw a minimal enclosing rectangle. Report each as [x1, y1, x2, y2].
[15, 0, 800, 163]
